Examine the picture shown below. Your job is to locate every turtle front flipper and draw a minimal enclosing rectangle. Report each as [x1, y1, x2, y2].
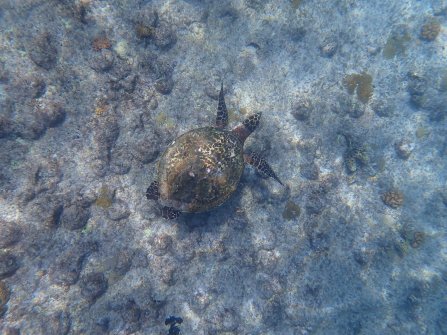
[147, 182, 181, 219]
[215, 82, 228, 129]
[244, 152, 283, 186]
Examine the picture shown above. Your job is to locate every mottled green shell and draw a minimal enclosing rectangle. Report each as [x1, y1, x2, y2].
[157, 127, 244, 213]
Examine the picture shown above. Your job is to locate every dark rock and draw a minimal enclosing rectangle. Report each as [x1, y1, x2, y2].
[140, 53, 174, 79]
[347, 102, 365, 118]
[93, 317, 110, 334]
[131, 249, 149, 268]
[138, 7, 158, 27]
[29, 32, 58, 70]
[92, 115, 120, 153]
[282, 200, 301, 220]
[0, 61, 9, 83]
[407, 71, 427, 108]
[52, 242, 98, 286]
[0, 252, 19, 279]
[133, 133, 160, 163]
[154, 21, 176, 49]
[0, 102, 13, 138]
[0, 280, 11, 317]
[318, 174, 339, 194]
[246, 0, 266, 10]
[205, 304, 239, 331]
[394, 139, 414, 160]
[111, 74, 138, 93]
[371, 99, 394, 117]
[136, 23, 154, 39]
[52, 255, 84, 286]
[291, 97, 313, 121]
[14, 114, 47, 140]
[0, 222, 22, 248]
[262, 298, 283, 327]
[172, 234, 197, 262]
[420, 19, 441, 41]
[257, 250, 279, 270]
[256, 273, 283, 300]
[2, 328, 20, 335]
[29, 196, 63, 229]
[80, 272, 108, 302]
[382, 189, 404, 208]
[155, 76, 174, 95]
[113, 250, 133, 275]
[305, 192, 324, 215]
[151, 234, 172, 256]
[60, 202, 91, 230]
[160, 263, 175, 285]
[107, 199, 130, 221]
[204, 80, 227, 99]
[109, 58, 132, 81]
[320, 38, 338, 57]
[353, 248, 373, 266]
[110, 148, 132, 175]
[45, 311, 71, 335]
[27, 77, 47, 99]
[90, 49, 115, 72]
[111, 299, 141, 332]
[34, 100, 66, 128]
[308, 231, 330, 253]
[33, 160, 63, 194]
[300, 162, 319, 180]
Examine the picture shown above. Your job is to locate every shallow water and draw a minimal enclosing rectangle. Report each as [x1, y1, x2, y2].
[0, 1, 446, 334]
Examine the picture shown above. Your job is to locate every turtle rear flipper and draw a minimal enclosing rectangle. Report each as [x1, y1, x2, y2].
[215, 82, 228, 129]
[161, 206, 181, 220]
[244, 152, 283, 186]
[146, 181, 160, 200]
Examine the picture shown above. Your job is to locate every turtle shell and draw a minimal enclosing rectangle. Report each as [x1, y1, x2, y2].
[157, 127, 244, 213]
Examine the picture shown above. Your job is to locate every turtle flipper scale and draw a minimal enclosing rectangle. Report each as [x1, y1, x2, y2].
[161, 206, 181, 220]
[146, 181, 160, 201]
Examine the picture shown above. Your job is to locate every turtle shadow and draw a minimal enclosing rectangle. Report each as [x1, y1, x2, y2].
[175, 184, 245, 232]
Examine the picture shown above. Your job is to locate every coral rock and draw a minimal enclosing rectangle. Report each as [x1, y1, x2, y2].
[0, 252, 19, 279]
[420, 19, 441, 41]
[382, 190, 404, 208]
[80, 272, 108, 303]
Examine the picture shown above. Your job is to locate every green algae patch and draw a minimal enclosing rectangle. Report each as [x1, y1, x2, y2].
[283, 200, 301, 220]
[416, 127, 430, 139]
[291, 0, 302, 9]
[343, 72, 373, 103]
[155, 112, 175, 129]
[0, 281, 10, 317]
[383, 31, 411, 59]
[95, 185, 113, 208]
[440, 70, 447, 92]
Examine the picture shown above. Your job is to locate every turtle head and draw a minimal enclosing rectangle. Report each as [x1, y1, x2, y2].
[231, 112, 262, 143]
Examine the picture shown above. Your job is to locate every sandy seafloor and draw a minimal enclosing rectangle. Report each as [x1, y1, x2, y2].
[0, 0, 446, 334]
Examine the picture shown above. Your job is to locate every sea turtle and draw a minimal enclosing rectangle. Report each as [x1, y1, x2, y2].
[146, 84, 283, 219]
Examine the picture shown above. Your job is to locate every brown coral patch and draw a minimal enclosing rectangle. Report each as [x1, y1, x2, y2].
[343, 72, 373, 103]
[92, 36, 112, 52]
[282, 200, 301, 220]
[381, 189, 404, 209]
[0, 281, 10, 317]
[420, 19, 441, 41]
[136, 23, 154, 39]
[410, 231, 425, 248]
